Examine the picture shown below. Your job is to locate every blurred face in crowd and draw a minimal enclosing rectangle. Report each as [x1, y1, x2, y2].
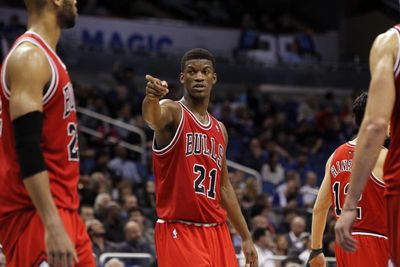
[180, 59, 217, 101]
[95, 193, 111, 212]
[80, 206, 95, 222]
[291, 216, 305, 237]
[129, 210, 144, 226]
[125, 221, 142, 243]
[88, 219, 106, 238]
[123, 195, 138, 211]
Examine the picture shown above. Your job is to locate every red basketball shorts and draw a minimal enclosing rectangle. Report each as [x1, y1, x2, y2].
[0, 208, 95, 267]
[155, 219, 238, 267]
[334, 232, 390, 267]
[386, 195, 400, 267]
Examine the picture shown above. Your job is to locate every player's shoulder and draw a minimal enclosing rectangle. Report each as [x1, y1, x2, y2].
[372, 28, 398, 53]
[7, 42, 49, 74]
[159, 99, 180, 109]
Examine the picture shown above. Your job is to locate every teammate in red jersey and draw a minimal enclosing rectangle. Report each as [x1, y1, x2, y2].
[335, 24, 400, 267]
[142, 48, 257, 267]
[307, 93, 389, 267]
[0, 0, 95, 266]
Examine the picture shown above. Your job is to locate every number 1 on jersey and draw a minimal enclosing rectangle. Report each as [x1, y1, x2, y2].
[193, 164, 217, 199]
[333, 181, 362, 219]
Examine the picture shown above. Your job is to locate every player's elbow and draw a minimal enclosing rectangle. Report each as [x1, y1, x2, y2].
[362, 117, 388, 137]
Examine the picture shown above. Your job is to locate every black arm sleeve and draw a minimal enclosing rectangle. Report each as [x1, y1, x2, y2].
[13, 111, 47, 178]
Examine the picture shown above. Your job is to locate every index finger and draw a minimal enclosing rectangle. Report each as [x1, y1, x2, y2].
[145, 74, 161, 84]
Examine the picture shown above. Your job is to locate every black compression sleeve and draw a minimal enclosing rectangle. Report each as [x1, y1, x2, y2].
[13, 111, 47, 178]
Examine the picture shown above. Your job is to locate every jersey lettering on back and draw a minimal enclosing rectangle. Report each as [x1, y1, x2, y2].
[152, 101, 227, 223]
[329, 142, 387, 236]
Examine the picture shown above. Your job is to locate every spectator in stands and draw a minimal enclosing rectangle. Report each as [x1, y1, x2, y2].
[273, 173, 303, 208]
[116, 221, 154, 261]
[107, 145, 143, 185]
[251, 215, 275, 234]
[300, 171, 319, 210]
[122, 194, 138, 213]
[261, 152, 285, 186]
[243, 138, 266, 171]
[285, 216, 308, 255]
[87, 219, 116, 259]
[275, 234, 289, 256]
[105, 258, 125, 267]
[294, 27, 319, 61]
[94, 192, 112, 221]
[79, 205, 95, 223]
[78, 174, 98, 206]
[128, 207, 155, 252]
[251, 228, 275, 267]
[91, 171, 111, 194]
[104, 201, 125, 242]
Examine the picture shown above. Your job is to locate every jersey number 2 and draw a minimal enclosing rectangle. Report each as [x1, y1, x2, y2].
[193, 164, 217, 199]
[67, 122, 79, 161]
[332, 181, 362, 219]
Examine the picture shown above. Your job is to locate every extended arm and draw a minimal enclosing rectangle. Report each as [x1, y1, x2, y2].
[219, 123, 257, 267]
[307, 156, 333, 267]
[336, 30, 397, 251]
[7, 43, 77, 266]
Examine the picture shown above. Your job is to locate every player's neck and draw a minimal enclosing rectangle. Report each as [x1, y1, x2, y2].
[181, 96, 209, 116]
[27, 13, 61, 51]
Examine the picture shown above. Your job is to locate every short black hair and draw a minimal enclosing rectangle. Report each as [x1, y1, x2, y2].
[180, 48, 216, 71]
[252, 228, 268, 242]
[24, 0, 47, 12]
[352, 92, 368, 127]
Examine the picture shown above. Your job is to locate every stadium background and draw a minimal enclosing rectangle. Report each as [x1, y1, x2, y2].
[0, 0, 398, 266]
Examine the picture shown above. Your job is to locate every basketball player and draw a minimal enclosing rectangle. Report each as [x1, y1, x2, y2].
[0, 0, 95, 266]
[335, 23, 400, 267]
[142, 48, 258, 267]
[306, 93, 389, 267]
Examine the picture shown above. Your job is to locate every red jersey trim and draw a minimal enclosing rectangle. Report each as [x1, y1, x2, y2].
[392, 27, 400, 76]
[351, 232, 388, 239]
[179, 101, 213, 130]
[370, 172, 385, 187]
[152, 104, 185, 155]
[1, 37, 59, 104]
[26, 31, 67, 70]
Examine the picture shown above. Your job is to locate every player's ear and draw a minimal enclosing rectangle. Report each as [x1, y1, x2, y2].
[212, 72, 217, 85]
[179, 72, 184, 84]
[50, 0, 62, 8]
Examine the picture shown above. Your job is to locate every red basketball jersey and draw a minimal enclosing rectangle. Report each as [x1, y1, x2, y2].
[152, 101, 227, 223]
[329, 142, 387, 236]
[0, 31, 80, 215]
[384, 25, 400, 195]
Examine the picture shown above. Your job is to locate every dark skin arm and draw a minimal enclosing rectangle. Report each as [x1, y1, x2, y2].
[7, 43, 78, 266]
[219, 122, 258, 267]
[142, 75, 181, 148]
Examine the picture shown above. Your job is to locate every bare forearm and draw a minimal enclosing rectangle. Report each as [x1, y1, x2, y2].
[23, 171, 62, 228]
[311, 207, 329, 249]
[142, 96, 162, 128]
[221, 184, 251, 241]
[346, 121, 386, 206]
